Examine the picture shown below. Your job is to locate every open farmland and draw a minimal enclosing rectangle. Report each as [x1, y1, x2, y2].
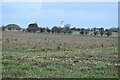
[2, 31, 119, 78]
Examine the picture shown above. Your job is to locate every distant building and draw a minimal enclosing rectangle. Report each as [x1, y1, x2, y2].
[61, 21, 65, 28]
[5, 24, 22, 31]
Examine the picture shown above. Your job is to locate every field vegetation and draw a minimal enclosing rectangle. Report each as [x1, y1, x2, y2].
[1, 31, 119, 78]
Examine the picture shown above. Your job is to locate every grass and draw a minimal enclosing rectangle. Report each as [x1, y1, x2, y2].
[95, 65, 107, 70]
[2, 46, 119, 78]
[72, 31, 118, 37]
[1, 31, 119, 78]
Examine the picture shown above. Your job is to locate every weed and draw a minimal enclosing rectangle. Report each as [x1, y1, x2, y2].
[95, 65, 107, 70]
[110, 59, 120, 63]
[73, 60, 79, 63]
[14, 39, 17, 41]
[57, 46, 60, 50]
[32, 46, 37, 49]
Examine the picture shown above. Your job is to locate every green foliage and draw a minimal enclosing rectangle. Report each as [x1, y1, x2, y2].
[2, 60, 20, 66]
[73, 60, 79, 63]
[110, 59, 120, 63]
[96, 65, 107, 70]
[2, 49, 118, 78]
[81, 67, 92, 71]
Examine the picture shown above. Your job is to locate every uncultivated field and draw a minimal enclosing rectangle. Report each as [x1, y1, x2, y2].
[1, 31, 119, 78]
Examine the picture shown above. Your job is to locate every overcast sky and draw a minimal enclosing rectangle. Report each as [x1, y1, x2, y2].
[2, 2, 118, 29]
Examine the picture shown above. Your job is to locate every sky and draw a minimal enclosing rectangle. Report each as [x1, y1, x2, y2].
[1, 2, 118, 29]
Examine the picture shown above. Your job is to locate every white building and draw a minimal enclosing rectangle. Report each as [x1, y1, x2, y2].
[61, 21, 65, 28]
[5, 24, 22, 31]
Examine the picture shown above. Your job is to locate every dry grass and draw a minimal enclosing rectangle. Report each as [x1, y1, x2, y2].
[2, 31, 118, 52]
[2, 31, 119, 78]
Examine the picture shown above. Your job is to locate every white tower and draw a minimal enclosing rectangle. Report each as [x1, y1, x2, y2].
[61, 21, 64, 28]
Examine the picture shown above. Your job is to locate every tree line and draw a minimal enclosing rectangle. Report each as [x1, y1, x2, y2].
[1, 23, 119, 37]
[25, 23, 117, 37]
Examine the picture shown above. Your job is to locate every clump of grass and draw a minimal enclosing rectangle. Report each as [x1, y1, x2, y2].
[45, 38, 47, 40]
[2, 60, 20, 66]
[46, 66, 56, 71]
[3, 55, 14, 60]
[32, 46, 37, 49]
[95, 65, 107, 70]
[101, 44, 104, 47]
[3, 67, 27, 78]
[59, 55, 72, 58]
[73, 60, 79, 63]
[90, 63, 97, 66]
[112, 44, 115, 47]
[6, 38, 9, 43]
[110, 59, 120, 63]
[41, 48, 46, 51]
[59, 43, 62, 46]
[25, 48, 35, 52]
[18, 64, 30, 70]
[32, 61, 54, 68]
[81, 67, 92, 71]
[57, 45, 60, 50]
[14, 39, 17, 41]
[88, 55, 93, 57]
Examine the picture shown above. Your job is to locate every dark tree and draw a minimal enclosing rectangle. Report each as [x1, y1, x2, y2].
[52, 26, 59, 33]
[99, 27, 104, 36]
[76, 28, 80, 31]
[86, 28, 91, 31]
[85, 31, 89, 35]
[93, 31, 98, 36]
[39, 28, 44, 33]
[92, 27, 97, 31]
[105, 31, 112, 37]
[100, 31, 104, 36]
[61, 25, 71, 34]
[99, 27, 104, 32]
[1, 25, 6, 31]
[46, 27, 51, 33]
[80, 31, 84, 35]
[80, 28, 85, 35]
[105, 29, 109, 31]
[63, 26, 69, 31]
[110, 27, 119, 32]
[71, 27, 76, 31]
[42, 28, 45, 33]
[68, 30, 73, 34]
[27, 23, 39, 32]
